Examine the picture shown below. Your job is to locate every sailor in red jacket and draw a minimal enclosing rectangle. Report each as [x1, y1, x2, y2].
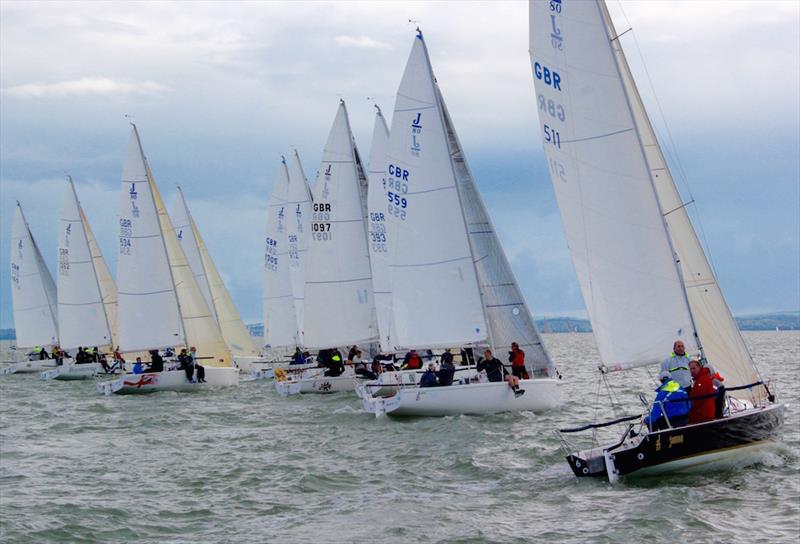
[688, 359, 716, 424]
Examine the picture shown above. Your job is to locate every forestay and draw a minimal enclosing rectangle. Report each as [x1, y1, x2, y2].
[594, 1, 763, 399]
[286, 150, 313, 340]
[366, 106, 392, 351]
[385, 33, 487, 351]
[529, 0, 697, 369]
[173, 187, 217, 324]
[57, 177, 114, 350]
[303, 101, 377, 349]
[10, 204, 59, 349]
[263, 158, 300, 348]
[439, 91, 554, 376]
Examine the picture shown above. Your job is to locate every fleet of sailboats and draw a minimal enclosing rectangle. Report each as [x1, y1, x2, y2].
[0, 3, 784, 482]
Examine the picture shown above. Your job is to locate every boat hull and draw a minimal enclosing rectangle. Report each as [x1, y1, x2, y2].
[41, 361, 101, 381]
[1, 359, 58, 375]
[566, 403, 785, 480]
[356, 367, 478, 399]
[274, 367, 360, 396]
[96, 367, 239, 395]
[360, 378, 562, 417]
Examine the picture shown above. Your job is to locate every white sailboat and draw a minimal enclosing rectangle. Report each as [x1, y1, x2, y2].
[43, 177, 119, 380]
[286, 149, 313, 344]
[2, 204, 59, 374]
[97, 125, 238, 394]
[529, 0, 782, 481]
[359, 32, 562, 416]
[366, 105, 392, 351]
[263, 157, 301, 353]
[276, 101, 378, 396]
[172, 186, 262, 371]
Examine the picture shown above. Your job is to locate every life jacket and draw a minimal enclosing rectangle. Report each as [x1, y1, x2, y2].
[689, 367, 716, 424]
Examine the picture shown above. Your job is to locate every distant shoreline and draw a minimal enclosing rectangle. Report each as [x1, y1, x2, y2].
[2, 312, 797, 341]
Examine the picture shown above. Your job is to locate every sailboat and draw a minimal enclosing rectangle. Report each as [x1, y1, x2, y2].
[276, 100, 378, 396]
[97, 125, 238, 394]
[359, 31, 562, 416]
[286, 149, 313, 347]
[172, 186, 262, 371]
[529, 0, 783, 480]
[262, 157, 301, 352]
[1, 203, 59, 374]
[42, 177, 119, 380]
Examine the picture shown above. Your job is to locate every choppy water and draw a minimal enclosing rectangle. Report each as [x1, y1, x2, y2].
[1, 332, 798, 543]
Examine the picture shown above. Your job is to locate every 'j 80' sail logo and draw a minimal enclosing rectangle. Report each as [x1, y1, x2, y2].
[295, 204, 304, 233]
[65, 224, 71, 247]
[278, 206, 285, 233]
[129, 183, 140, 218]
[17, 239, 23, 260]
[549, 0, 563, 50]
[411, 113, 422, 156]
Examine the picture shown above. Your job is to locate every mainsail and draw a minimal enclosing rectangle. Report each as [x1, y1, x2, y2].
[10, 203, 59, 349]
[57, 177, 115, 350]
[118, 125, 230, 365]
[366, 105, 392, 351]
[384, 33, 488, 351]
[303, 101, 377, 349]
[529, 0, 762, 399]
[175, 187, 259, 356]
[286, 150, 313, 340]
[263, 158, 300, 348]
[439, 92, 554, 376]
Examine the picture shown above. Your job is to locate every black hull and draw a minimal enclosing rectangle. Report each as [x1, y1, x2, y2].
[567, 403, 784, 479]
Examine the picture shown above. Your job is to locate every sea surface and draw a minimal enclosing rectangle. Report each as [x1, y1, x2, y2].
[1, 332, 798, 543]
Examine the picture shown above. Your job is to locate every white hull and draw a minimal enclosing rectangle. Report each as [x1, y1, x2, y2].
[356, 367, 478, 399]
[41, 361, 101, 381]
[232, 355, 272, 373]
[275, 367, 359, 396]
[249, 361, 317, 381]
[96, 367, 239, 395]
[1, 359, 58, 375]
[360, 378, 562, 417]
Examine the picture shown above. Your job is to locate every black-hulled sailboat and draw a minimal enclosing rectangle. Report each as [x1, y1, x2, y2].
[529, 0, 783, 482]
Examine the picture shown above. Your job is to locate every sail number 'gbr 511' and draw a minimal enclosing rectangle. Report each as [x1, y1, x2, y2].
[536, 0, 568, 182]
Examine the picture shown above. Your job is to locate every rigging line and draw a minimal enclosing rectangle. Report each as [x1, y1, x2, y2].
[662, 199, 695, 217]
[614, 0, 719, 275]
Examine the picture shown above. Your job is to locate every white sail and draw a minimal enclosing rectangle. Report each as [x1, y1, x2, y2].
[83, 203, 118, 348]
[117, 126, 184, 352]
[366, 106, 392, 351]
[172, 187, 217, 324]
[10, 204, 59, 348]
[595, 2, 763, 398]
[439, 91, 554, 375]
[57, 177, 114, 349]
[286, 150, 313, 339]
[303, 101, 377, 349]
[384, 34, 488, 351]
[263, 158, 300, 348]
[529, 0, 697, 369]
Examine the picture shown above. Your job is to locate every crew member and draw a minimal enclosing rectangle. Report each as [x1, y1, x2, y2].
[659, 340, 692, 391]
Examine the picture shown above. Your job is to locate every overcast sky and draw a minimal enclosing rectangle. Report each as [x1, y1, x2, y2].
[1, 0, 798, 328]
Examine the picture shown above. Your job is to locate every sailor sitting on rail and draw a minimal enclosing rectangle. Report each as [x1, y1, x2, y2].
[659, 340, 692, 392]
[644, 379, 690, 431]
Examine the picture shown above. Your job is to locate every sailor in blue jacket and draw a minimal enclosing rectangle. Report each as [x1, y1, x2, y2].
[644, 379, 690, 431]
